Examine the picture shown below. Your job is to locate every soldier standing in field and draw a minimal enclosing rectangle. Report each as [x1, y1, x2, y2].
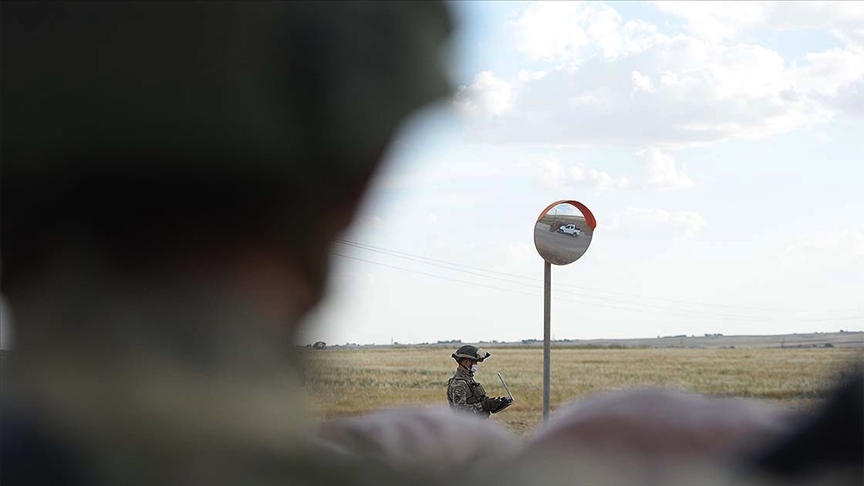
[447, 345, 512, 418]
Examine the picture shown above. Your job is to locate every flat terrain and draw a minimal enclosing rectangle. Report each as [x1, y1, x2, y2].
[302, 345, 863, 437]
[533, 222, 593, 264]
[490, 331, 864, 349]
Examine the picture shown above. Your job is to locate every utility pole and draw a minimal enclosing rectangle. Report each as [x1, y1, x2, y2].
[543, 260, 551, 421]
[533, 200, 596, 423]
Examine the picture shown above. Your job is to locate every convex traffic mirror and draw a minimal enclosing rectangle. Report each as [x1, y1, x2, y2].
[533, 200, 596, 266]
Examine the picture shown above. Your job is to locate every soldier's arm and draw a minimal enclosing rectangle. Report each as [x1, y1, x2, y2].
[448, 381, 487, 415]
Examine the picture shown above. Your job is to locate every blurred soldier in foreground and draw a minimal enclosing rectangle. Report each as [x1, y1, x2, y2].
[1, 2, 453, 485]
[3, 3, 861, 486]
[447, 345, 512, 418]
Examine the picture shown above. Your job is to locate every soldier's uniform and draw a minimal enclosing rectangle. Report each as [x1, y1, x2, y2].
[447, 365, 492, 416]
[446, 345, 510, 418]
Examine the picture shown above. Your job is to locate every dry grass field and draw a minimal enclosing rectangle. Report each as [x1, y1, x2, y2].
[302, 346, 863, 437]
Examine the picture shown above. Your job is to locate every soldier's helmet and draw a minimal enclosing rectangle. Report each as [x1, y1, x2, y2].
[452, 345, 490, 362]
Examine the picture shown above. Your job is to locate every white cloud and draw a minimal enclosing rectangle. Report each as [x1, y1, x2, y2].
[761, 1, 864, 32]
[511, 2, 590, 62]
[455, 2, 863, 148]
[656, 0, 864, 115]
[614, 20, 661, 60]
[661, 71, 681, 86]
[653, 1, 766, 41]
[541, 157, 566, 189]
[568, 94, 602, 108]
[788, 47, 864, 116]
[622, 207, 708, 238]
[453, 71, 514, 117]
[518, 70, 548, 82]
[540, 151, 692, 192]
[541, 157, 629, 191]
[653, 1, 864, 45]
[832, 26, 864, 50]
[641, 148, 695, 190]
[510, 1, 659, 64]
[569, 166, 615, 187]
[631, 70, 656, 95]
[458, 35, 857, 147]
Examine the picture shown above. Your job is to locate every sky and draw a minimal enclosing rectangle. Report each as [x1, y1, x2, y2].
[0, 2, 858, 353]
[300, 1, 864, 346]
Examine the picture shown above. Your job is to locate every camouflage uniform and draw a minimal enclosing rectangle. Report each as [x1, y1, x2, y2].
[447, 366, 493, 417]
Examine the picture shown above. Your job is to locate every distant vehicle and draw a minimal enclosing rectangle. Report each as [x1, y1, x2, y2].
[558, 224, 581, 237]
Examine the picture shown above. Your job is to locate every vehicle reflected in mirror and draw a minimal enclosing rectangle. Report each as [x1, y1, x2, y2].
[534, 202, 594, 265]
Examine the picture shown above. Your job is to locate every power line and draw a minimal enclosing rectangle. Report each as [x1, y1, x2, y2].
[330, 250, 864, 323]
[331, 253, 541, 299]
[335, 238, 822, 313]
[336, 239, 541, 287]
[335, 243, 760, 320]
[337, 239, 816, 319]
[334, 238, 863, 320]
[334, 238, 860, 315]
[337, 239, 536, 282]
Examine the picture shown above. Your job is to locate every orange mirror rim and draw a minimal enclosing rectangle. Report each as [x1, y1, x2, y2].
[535, 200, 596, 229]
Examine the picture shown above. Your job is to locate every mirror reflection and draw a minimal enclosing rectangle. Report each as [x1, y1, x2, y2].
[534, 202, 594, 265]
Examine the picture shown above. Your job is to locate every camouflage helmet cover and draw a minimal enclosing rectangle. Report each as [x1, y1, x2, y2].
[452, 345, 490, 362]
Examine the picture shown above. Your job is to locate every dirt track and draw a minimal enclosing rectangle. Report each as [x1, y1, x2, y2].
[534, 222, 593, 265]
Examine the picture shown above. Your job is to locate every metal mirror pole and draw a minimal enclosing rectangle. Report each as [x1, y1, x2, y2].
[543, 260, 551, 421]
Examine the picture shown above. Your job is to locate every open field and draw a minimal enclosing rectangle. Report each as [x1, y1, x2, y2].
[495, 331, 864, 349]
[302, 346, 863, 437]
